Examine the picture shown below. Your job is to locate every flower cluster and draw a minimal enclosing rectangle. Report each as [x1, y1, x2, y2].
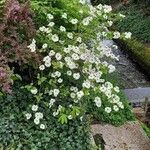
[26, 1, 131, 128]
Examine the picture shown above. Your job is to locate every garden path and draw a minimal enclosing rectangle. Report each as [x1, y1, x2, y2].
[92, 121, 150, 150]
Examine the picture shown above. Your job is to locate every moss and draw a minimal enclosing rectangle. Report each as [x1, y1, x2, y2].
[114, 38, 150, 76]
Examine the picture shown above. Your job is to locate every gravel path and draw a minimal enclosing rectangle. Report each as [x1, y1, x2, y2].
[91, 122, 150, 150]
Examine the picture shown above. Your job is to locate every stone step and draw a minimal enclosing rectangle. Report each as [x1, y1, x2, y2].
[124, 87, 150, 103]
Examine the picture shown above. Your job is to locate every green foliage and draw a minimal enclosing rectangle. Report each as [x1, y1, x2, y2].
[141, 123, 150, 138]
[31, 0, 89, 28]
[131, 0, 150, 6]
[117, 38, 150, 76]
[87, 90, 135, 126]
[0, 83, 91, 149]
[91, 0, 111, 5]
[115, 6, 150, 43]
[25, 0, 134, 128]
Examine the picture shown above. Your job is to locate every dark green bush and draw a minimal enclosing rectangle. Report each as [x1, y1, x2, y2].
[115, 6, 150, 43]
[87, 90, 135, 126]
[0, 83, 91, 149]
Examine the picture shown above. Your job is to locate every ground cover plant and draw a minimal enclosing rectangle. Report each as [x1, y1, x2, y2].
[114, 5, 150, 43]
[0, 0, 134, 148]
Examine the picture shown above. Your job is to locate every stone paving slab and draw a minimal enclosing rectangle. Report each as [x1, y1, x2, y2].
[124, 88, 150, 103]
[91, 122, 150, 150]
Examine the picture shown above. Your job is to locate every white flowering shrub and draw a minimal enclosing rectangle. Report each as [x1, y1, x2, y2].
[25, 0, 133, 128]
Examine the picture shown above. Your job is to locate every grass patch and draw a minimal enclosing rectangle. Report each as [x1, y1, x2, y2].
[140, 122, 150, 138]
[115, 38, 150, 75]
[115, 5, 150, 43]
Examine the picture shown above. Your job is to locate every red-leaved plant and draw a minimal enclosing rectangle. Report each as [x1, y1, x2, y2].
[0, 0, 40, 93]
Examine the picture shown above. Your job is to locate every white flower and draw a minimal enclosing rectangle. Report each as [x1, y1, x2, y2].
[53, 112, 57, 117]
[108, 64, 116, 73]
[80, 116, 83, 121]
[124, 32, 132, 39]
[64, 47, 70, 53]
[67, 33, 73, 39]
[42, 43, 48, 49]
[47, 14, 54, 20]
[68, 115, 73, 120]
[25, 113, 32, 120]
[34, 118, 40, 125]
[55, 53, 62, 60]
[70, 92, 76, 99]
[53, 89, 60, 97]
[107, 21, 113, 26]
[70, 18, 78, 24]
[77, 37, 82, 43]
[113, 32, 120, 39]
[97, 4, 103, 10]
[45, 61, 51, 67]
[35, 112, 43, 119]
[51, 34, 59, 42]
[62, 13, 67, 19]
[103, 14, 108, 19]
[48, 22, 55, 27]
[49, 98, 56, 108]
[67, 70, 72, 76]
[31, 88, 38, 95]
[114, 86, 120, 93]
[49, 50, 55, 56]
[32, 105, 38, 112]
[82, 18, 90, 26]
[39, 65, 45, 71]
[60, 26, 66, 32]
[113, 105, 119, 112]
[40, 124, 46, 129]
[105, 107, 112, 113]
[103, 5, 112, 13]
[58, 78, 63, 83]
[77, 91, 84, 99]
[43, 56, 51, 62]
[79, 0, 86, 5]
[55, 71, 61, 77]
[27, 39, 36, 52]
[118, 102, 124, 109]
[71, 53, 79, 60]
[73, 73, 80, 80]
[49, 90, 53, 95]
[94, 97, 102, 108]
[82, 80, 91, 89]
[39, 26, 46, 32]
[50, 98, 56, 103]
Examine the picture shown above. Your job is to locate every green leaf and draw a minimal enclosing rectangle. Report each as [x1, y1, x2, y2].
[11, 74, 22, 81]
[0, 91, 3, 96]
[58, 114, 68, 124]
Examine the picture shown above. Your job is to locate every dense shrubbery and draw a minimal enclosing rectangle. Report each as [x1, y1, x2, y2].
[0, 83, 91, 149]
[131, 0, 150, 6]
[88, 91, 134, 125]
[0, 0, 134, 148]
[115, 6, 150, 43]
